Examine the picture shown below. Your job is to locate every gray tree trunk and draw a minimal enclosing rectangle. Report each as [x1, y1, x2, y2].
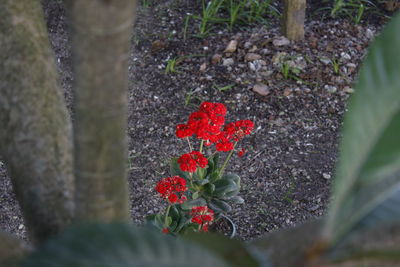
[0, 0, 74, 243]
[66, 0, 137, 222]
[282, 0, 306, 41]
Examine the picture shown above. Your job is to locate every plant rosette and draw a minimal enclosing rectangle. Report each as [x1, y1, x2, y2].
[146, 102, 254, 236]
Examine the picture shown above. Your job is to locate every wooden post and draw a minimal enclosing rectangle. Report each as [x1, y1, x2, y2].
[282, 0, 306, 41]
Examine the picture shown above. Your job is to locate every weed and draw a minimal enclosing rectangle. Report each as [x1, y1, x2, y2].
[141, 0, 150, 8]
[331, 57, 340, 75]
[280, 62, 301, 80]
[184, 89, 203, 107]
[282, 179, 295, 203]
[329, 0, 377, 24]
[281, 62, 291, 80]
[165, 57, 184, 74]
[213, 83, 235, 92]
[184, 0, 279, 39]
[227, 0, 246, 31]
[197, 0, 226, 37]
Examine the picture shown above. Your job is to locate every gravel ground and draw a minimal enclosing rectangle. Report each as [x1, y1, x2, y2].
[0, 0, 390, 241]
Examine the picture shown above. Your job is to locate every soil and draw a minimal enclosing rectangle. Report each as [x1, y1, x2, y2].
[0, 0, 391, 241]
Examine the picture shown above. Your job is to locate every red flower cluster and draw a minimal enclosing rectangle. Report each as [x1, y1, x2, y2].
[224, 120, 254, 141]
[176, 102, 254, 153]
[191, 206, 214, 232]
[155, 176, 187, 204]
[178, 151, 208, 173]
[176, 102, 227, 141]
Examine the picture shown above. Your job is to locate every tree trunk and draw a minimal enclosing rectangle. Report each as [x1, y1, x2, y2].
[65, 0, 137, 222]
[0, 0, 74, 243]
[282, 0, 306, 41]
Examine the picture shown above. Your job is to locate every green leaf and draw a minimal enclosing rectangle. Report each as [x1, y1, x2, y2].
[193, 167, 206, 180]
[183, 232, 270, 267]
[181, 198, 207, 210]
[194, 178, 209, 186]
[209, 171, 220, 183]
[192, 191, 199, 200]
[23, 223, 230, 267]
[221, 173, 241, 188]
[170, 158, 190, 180]
[226, 196, 245, 204]
[145, 214, 164, 230]
[209, 199, 232, 213]
[323, 14, 400, 246]
[207, 153, 220, 177]
[204, 183, 216, 195]
[214, 179, 238, 196]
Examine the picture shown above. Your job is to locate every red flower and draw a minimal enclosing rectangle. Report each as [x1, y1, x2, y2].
[216, 141, 234, 152]
[191, 206, 214, 232]
[214, 131, 234, 152]
[162, 228, 169, 234]
[155, 176, 187, 204]
[177, 151, 208, 173]
[238, 148, 246, 157]
[176, 124, 194, 138]
[224, 120, 254, 141]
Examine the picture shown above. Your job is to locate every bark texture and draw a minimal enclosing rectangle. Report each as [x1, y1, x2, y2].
[282, 0, 306, 41]
[0, 0, 74, 243]
[66, 0, 137, 222]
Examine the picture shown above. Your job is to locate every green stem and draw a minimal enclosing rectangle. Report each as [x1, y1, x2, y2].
[219, 142, 237, 178]
[199, 140, 204, 153]
[187, 137, 193, 152]
[207, 151, 217, 161]
[164, 205, 171, 228]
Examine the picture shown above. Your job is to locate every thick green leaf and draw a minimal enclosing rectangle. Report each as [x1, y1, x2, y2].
[214, 179, 238, 196]
[183, 232, 270, 267]
[146, 214, 164, 229]
[221, 173, 241, 188]
[23, 223, 230, 267]
[204, 183, 216, 195]
[181, 198, 207, 210]
[170, 158, 190, 180]
[323, 14, 400, 245]
[226, 196, 245, 204]
[209, 199, 232, 213]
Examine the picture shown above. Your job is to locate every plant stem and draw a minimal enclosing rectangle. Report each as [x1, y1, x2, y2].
[186, 137, 193, 152]
[219, 142, 237, 178]
[207, 151, 217, 160]
[199, 139, 204, 153]
[164, 204, 171, 227]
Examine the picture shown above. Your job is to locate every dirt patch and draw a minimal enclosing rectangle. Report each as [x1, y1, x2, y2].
[0, 0, 388, 241]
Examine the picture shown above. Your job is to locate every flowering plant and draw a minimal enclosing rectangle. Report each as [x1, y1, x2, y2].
[147, 102, 254, 236]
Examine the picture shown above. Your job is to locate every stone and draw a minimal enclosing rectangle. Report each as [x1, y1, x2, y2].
[211, 54, 222, 64]
[346, 63, 357, 68]
[273, 36, 290, 47]
[224, 40, 238, 53]
[223, 58, 234, 66]
[283, 88, 292, 96]
[320, 57, 331, 65]
[199, 62, 207, 72]
[245, 53, 262, 61]
[323, 173, 331, 180]
[344, 86, 355, 94]
[340, 52, 351, 61]
[324, 85, 337, 93]
[366, 28, 374, 39]
[252, 84, 270, 96]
